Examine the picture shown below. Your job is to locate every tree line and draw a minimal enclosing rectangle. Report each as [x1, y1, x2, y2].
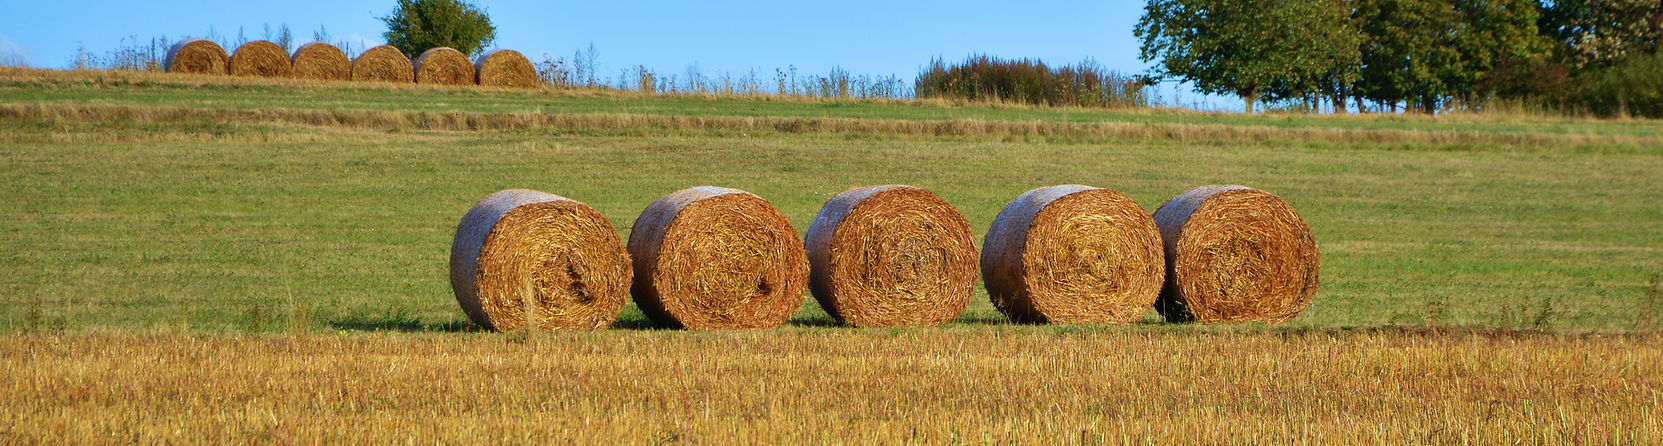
[1136, 0, 1663, 116]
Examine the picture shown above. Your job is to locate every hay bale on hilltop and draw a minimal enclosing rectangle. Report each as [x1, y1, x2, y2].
[165, 38, 228, 75]
[1152, 185, 1320, 323]
[351, 45, 413, 83]
[414, 47, 474, 85]
[805, 185, 978, 327]
[290, 42, 350, 81]
[474, 49, 536, 88]
[230, 41, 291, 78]
[450, 190, 633, 331]
[982, 185, 1164, 324]
[628, 187, 808, 330]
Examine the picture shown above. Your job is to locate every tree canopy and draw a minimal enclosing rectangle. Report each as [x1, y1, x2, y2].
[379, 0, 497, 58]
[1135, 0, 1360, 113]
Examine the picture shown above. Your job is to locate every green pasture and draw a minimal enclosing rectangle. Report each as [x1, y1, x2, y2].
[2, 72, 1660, 332]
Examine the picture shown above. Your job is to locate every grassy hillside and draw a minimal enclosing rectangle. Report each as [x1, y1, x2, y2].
[2, 68, 1659, 333]
[3, 67, 1662, 443]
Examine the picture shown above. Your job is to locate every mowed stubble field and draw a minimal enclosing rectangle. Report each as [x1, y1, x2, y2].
[1, 67, 1661, 442]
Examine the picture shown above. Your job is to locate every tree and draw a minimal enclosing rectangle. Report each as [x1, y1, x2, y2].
[1353, 0, 1547, 112]
[379, 0, 496, 58]
[1539, 0, 1663, 68]
[1135, 0, 1361, 113]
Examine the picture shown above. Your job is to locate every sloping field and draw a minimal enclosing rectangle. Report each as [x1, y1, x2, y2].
[1, 68, 1661, 442]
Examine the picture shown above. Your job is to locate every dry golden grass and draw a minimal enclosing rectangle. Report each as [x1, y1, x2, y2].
[1, 330, 1657, 443]
[5, 102, 1659, 150]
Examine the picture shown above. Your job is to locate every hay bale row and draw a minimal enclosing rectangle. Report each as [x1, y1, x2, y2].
[982, 185, 1165, 324]
[627, 187, 809, 330]
[164, 39, 532, 88]
[805, 185, 978, 327]
[447, 184, 1318, 331]
[1152, 185, 1320, 324]
[449, 190, 632, 331]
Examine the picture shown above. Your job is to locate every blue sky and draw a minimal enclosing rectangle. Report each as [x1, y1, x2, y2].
[0, 0, 1228, 108]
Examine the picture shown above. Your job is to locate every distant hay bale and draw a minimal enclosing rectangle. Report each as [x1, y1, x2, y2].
[290, 42, 349, 81]
[982, 185, 1165, 324]
[628, 187, 808, 330]
[229, 41, 292, 78]
[805, 185, 978, 327]
[474, 49, 536, 88]
[1152, 185, 1320, 323]
[414, 47, 475, 85]
[351, 45, 413, 83]
[165, 38, 228, 75]
[450, 189, 633, 331]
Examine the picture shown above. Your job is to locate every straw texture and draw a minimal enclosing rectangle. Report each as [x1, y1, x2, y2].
[1152, 185, 1320, 323]
[982, 185, 1165, 324]
[290, 42, 349, 81]
[414, 47, 474, 85]
[450, 189, 632, 331]
[164, 38, 228, 75]
[474, 49, 536, 88]
[805, 185, 978, 327]
[351, 45, 413, 83]
[628, 187, 808, 330]
[229, 41, 291, 78]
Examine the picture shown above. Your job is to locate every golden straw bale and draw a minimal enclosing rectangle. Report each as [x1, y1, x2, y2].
[474, 49, 536, 88]
[229, 41, 291, 78]
[351, 45, 413, 83]
[450, 190, 633, 331]
[1152, 185, 1320, 323]
[290, 42, 350, 81]
[628, 187, 808, 330]
[982, 185, 1165, 324]
[414, 47, 474, 85]
[165, 38, 228, 75]
[805, 185, 978, 327]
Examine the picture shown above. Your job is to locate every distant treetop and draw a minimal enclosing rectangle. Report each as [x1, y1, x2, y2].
[379, 0, 497, 58]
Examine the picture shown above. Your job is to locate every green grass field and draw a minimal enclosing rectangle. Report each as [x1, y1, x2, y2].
[4, 68, 1659, 333]
[2, 68, 1662, 442]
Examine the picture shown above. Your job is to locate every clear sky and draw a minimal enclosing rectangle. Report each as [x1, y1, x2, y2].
[0, 0, 1229, 108]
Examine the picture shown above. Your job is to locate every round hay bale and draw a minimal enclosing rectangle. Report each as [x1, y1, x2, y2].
[474, 49, 537, 88]
[352, 45, 414, 83]
[1152, 185, 1320, 323]
[981, 185, 1165, 324]
[229, 40, 292, 78]
[628, 187, 808, 330]
[450, 189, 633, 331]
[805, 185, 978, 327]
[165, 38, 228, 75]
[414, 47, 475, 86]
[290, 42, 350, 81]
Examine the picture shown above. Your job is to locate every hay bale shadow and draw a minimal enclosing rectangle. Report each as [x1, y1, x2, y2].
[329, 313, 479, 332]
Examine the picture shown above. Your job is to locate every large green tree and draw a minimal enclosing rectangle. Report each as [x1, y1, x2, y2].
[1135, 0, 1360, 113]
[1353, 0, 1547, 112]
[1539, 0, 1663, 68]
[379, 0, 497, 58]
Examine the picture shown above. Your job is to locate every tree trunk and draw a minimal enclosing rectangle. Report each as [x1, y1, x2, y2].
[1243, 94, 1256, 114]
[1332, 95, 1348, 114]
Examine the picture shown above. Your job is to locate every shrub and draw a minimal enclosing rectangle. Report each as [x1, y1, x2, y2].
[1581, 52, 1663, 118]
[915, 55, 1149, 108]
